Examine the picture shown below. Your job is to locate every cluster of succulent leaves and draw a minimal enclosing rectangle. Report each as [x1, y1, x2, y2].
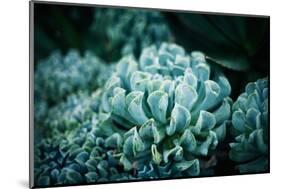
[34, 7, 269, 187]
[89, 8, 174, 61]
[34, 50, 110, 105]
[97, 42, 233, 178]
[229, 78, 268, 173]
[34, 91, 139, 186]
[34, 50, 113, 126]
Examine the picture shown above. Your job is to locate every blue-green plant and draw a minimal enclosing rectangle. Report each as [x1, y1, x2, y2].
[34, 122, 137, 186]
[230, 78, 268, 173]
[34, 50, 110, 105]
[98, 43, 232, 178]
[91, 9, 173, 59]
[34, 93, 137, 186]
[42, 90, 102, 138]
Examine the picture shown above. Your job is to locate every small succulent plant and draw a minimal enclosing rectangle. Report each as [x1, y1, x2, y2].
[229, 78, 269, 173]
[99, 43, 232, 177]
[91, 9, 173, 59]
[34, 50, 110, 105]
[35, 124, 137, 186]
[42, 91, 102, 138]
[34, 95, 137, 187]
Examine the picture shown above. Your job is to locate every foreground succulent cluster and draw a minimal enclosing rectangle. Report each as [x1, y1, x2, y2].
[230, 78, 269, 173]
[98, 43, 232, 177]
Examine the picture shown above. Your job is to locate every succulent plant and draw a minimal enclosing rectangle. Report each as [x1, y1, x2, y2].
[34, 121, 137, 186]
[42, 90, 102, 138]
[34, 94, 137, 187]
[34, 50, 110, 105]
[90, 8, 173, 60]
[229, 78, 268, 173]
[98, 42, 232, 178]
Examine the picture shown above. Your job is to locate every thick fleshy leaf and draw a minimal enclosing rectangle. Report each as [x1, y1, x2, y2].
[123, 127, 145, 157]
[65, 169, 83, 184]
[232, 110, 251, 133]
[97, 160, 109, 178]
[111, 87, 127, 118]
[139, 45, 157, 70]
[167, 104, 191, 136]
[194, 80, 220, 111]
[151, 144, 162, 165]
[175, 54, 190, 68]
[246, 108, 261, 130]
[183, 68, 198, 89]
[147, 90, 169, 123]
[116, 55, 138, 88]
[147, 79, 163, 94]
[105, 133, 123, 149]
[126, 91, 149, 125]
[160, 80, 176, 113]
[85, 172, 99, 182]
[194, 131, 218, 156]
[194, 63, 210, 81]
[163, 145, 183, 163]
[179, 129, 196, 152]
[191, 111, 216, 134]
[120, 154, 133, 171]
[213, 98, 231, 125]
[75, 151, 89, 164]
[214, 73, 231, 99]
[139, 119, 165, 143]
[172, 159, 200, 176]
[213, 122, 227, 142]
[175, 83, 198, 110]
[130, 71, 151, 92]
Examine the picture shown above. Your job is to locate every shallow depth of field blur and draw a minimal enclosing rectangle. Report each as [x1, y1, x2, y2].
[33, 2, 269, 188]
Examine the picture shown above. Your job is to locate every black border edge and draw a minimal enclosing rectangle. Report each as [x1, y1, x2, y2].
[29, 0, 270, 188]
[268, 15, 271, 175]
[32, 0, 270, 18]
[29, 0, 35, 188]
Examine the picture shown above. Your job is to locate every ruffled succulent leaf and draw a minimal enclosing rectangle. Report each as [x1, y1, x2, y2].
[230, 78, 268, 173]
[147, 90, 169, 123]
[167, 103, 191, 136]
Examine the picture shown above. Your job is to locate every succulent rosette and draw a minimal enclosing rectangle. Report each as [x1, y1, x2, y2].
[34, 92, 137, 187]
[98, 43, 232, 178]
[230, 78, 269, 173]
[91, 9, 173, 59]
[42, 91, 102, 138]
[34, 50, 110, 105]
[34, 123, 137, 186]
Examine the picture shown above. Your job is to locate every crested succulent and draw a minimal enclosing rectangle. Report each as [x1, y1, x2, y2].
[99, 42, 232, 178]
[91, 9, 173, 60]
[229, 78, 269, 173]
[34, 50, 110, 105]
